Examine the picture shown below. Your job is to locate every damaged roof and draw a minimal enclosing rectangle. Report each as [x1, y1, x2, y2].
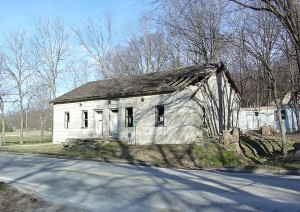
[53, 64, 229, 104]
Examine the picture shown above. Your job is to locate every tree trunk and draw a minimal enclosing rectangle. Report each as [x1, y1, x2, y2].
[273, 82, 287, 156]
[40, 114, 44, 143]
[293, 97, 300, 133]
[290, 68, 300, 133]
[295, 50, 300, 132]
[25, 110, 28, 132]
[0, 100, 5, 145]
[19, 95, 24, 144]
[52, 83, 56, 100]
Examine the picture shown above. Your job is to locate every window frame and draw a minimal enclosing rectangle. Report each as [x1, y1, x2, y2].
[274, 109, 286, 121]
[155, 105, 164, 127]
[125, 107, 133, 127]
[281, 109, 286, 120]
[274, 110, 278, 121]
[64, 112, 70, 129]
[82, 110, 88, 128]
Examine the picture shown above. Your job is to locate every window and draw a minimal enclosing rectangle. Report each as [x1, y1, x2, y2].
[274, 110, 278, 121]
[82, 111, 88, 128]
[274, 110, 286, 121]
[202, 107, 206, 127]
[64, 112, 70, 128]
[254, 111, 259, 116]
[125, 107, 133, 127]
[281, 110, 286, 120]
[155, 105, 164, 126]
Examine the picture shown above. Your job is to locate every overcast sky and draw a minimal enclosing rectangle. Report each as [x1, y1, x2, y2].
[0, 0, 150, 33]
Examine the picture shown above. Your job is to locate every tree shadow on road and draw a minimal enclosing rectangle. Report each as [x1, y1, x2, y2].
[0, 153, 299, 212]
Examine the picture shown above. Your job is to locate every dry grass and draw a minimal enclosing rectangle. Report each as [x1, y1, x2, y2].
[240, 132, 300, 170]
[0, 181, 83, 211]
[0, 131, 299, 170]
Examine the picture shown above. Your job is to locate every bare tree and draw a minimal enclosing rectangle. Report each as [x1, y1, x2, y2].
[122, 24, 171, 74]
[29, 85, 52, 142]
[65, 58, 94, 89]
[32, 17, 71, 100]
[234, 10, 288, 155]
[0, 54, 5, 145]
[2, 30, 32, 144]
[73, 14, 113, 79]
[158, 0, 229, 64]
[280, 31, 300, 132]
[229, 0, 300, 79]
[0, 96, 5, 145]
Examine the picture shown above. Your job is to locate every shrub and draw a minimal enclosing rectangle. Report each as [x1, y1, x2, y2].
[0, 123, 14, 132]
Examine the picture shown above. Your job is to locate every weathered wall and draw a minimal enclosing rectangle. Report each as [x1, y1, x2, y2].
[53, 70, 241, 144]
[240, 106, 299, 133]
[190, 71, 241, 137]
[52, 88, 203, 144]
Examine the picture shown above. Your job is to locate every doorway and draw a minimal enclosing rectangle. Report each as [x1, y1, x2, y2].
[246, 114, 253, 130]
[95, 110, 103, 136]
[110, 109, 118, 138]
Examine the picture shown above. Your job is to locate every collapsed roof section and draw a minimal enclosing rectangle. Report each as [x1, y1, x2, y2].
[52, 63, 231, 104]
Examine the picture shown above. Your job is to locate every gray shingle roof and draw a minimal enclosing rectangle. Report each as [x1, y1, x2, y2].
[53, 64, 222, 104]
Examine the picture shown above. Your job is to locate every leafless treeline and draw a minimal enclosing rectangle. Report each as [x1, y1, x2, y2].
[0, 0, 300, 154]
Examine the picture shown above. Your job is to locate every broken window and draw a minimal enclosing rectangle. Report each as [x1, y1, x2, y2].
[281, 110, 286, 120]
[274, 110, 286, 121]
[155, 105, 164, 127]
[64, 112, 70, 129]
[274, 110, 278, 121]
[125, 107, 133, 127]
[82, 111, 88, 128]
[202, 107, 206, 127]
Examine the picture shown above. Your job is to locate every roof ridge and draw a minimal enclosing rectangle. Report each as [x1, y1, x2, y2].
[52, 64, 222, 104]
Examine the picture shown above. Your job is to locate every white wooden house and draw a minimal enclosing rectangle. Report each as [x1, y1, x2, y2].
[52, 64, 241, 144]
[240, 91, 300, 133]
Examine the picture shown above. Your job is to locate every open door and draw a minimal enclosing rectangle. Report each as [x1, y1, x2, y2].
[110, 109, 118, 138]
[95, 110, 103, 136]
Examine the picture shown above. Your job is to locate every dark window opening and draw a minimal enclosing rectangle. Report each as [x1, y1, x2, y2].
[202, 107, 206, 127]
[255, 111, 259, 116]
[125, 107, 133, 127]
[281, 110, 286, 120]
[64, 112, 70, 128]
[155, 105, 164, 127]
[274, 110, 286, 121]
[82, 111, 88, 128]
[274, 110, 278, 121]
[190, 76, 205, 85]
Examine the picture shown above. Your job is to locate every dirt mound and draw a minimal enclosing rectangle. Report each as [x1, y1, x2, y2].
[0, 182, 84, 212]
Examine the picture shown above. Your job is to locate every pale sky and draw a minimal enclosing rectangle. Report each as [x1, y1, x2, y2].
[0, 0, 151, 33]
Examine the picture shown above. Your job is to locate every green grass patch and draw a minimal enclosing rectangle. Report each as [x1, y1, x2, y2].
[3, 130, 52, 145]
[0, 182, 7, 192]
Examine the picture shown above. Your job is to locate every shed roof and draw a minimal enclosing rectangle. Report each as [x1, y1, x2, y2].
[53, 64, 227, 104]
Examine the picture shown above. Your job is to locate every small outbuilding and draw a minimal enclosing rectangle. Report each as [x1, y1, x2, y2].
[52, 63, 241, 144]
[240, 91, 300, 133]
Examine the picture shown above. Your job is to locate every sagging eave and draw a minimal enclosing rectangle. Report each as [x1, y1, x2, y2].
[190, 64, 240, 100]
[51, 87, 176, 105]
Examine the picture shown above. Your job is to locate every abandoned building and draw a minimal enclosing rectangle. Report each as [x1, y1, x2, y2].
[52, 63, 241, 144]
[240, 91, 300, 133]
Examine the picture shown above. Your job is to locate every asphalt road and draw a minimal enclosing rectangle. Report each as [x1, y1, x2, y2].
[0, 153, 299, 212]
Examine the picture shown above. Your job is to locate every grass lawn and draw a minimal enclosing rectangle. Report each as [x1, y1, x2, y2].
[0, 131, 299, 170]
[3, 130, 52, 145]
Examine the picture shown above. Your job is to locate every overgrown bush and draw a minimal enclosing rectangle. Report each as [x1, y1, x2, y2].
[0, 123, 14, 132]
